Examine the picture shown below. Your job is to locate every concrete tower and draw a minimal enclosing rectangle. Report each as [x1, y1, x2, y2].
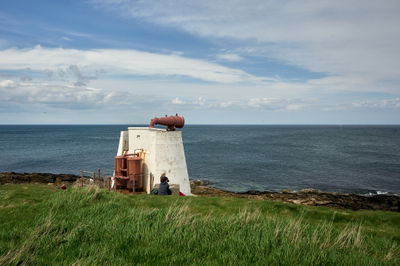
[115, 116, 191, 195]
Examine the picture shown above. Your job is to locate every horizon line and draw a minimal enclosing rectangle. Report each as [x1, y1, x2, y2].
[1, 123, 400, 126]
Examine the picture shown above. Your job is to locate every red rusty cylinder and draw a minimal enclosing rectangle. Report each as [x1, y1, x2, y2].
[126, 178, 136, 192]
[115, 176, 128, 189]
[114, 155, 127, 177]
[131, 180, 136, 194]
[149, 114, 184, 131]
[127, 156, 142, 190]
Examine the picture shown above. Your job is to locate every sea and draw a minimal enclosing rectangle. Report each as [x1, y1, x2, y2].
[0, 125, 399, 195]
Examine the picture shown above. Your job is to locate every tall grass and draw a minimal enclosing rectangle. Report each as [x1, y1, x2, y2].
[0, 184, 399, 265]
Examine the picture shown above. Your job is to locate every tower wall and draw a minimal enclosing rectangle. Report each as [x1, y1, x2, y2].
[117, 127, 191, 195]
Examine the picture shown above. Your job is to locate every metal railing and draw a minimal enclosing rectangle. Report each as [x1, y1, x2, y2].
[80, 168, 112, 190]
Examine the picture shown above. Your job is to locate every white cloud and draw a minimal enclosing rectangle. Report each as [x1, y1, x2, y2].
[248, 97, 281, 108]
[166, 95, 400, 113]
[219, 100, 239, 108]
[352, 98, 400, 109]
[285, 104, 305, 111]
[172, 97, 184, 104]
[94, 0, 400, 90]
[219, 97, 310, 112]
[0, 46, 262, 83]
[171, 96, 209, 107]
[0, 79, 114, 108]
[61, 36, 72, 41]
[248, 97, 309, 111]
[194, 97, 205, 106]
[3, 0, 400, 123]
[0, 79, 14, 87]
[216, 53, 243, 62]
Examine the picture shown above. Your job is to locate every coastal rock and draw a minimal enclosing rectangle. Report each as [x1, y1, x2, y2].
[298, 188, 322, 193]
[190, 179, 211, 188]
[243, 190, 266, 195]
[189, 179, 400, 212]
[0, 172, 80, 185]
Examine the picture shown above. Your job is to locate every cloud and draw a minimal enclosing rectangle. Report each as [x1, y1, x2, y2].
[216, 53, 243, 62]
[0, 79, 114, 109]
[3, 0, 400, 123]
[194, 97, 205, 106]
[61, 36, 72, 41]
[219, 97, 310, 112]
[285, 104, 306, 111]
[67, 64, 97, 86]
[0, 79, 14, 87]
[219, 100, 239, 108]
[93, 0, 400, 89]
[0, 46, 263, 83]
[171, 97, 184, 104]
[248, 97, 310, 111]
[352, 98, 400, 109]
[171, 96, 208, 107]
[248, 97, 281, 108]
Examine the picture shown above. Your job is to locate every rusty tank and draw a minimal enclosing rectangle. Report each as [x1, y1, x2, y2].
[127, 156, 143, 190]
[114, 155, 127, 177]
[114, 153, 143, 192]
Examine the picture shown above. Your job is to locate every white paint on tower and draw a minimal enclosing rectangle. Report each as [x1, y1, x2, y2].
[116, 127, 191, 195]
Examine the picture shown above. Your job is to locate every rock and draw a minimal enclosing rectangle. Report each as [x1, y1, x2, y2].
[242, 190, 263, 195]
[190, 179, 211, 188]
[0, 172, 80, 185]
[290, 199, 303, 205]
[314, 200, 332, 205]
[298, 188, 322, 193]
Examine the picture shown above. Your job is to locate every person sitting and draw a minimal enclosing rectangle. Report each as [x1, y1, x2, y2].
[158, 173, 172, 195]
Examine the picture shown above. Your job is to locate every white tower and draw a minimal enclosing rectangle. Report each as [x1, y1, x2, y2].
[116, 126, 191, 195]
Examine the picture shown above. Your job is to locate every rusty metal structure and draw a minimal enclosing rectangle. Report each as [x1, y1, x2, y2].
[112, 114, 191, 195]
[149, 114, 185, 131]
[113, 151, 144, 193]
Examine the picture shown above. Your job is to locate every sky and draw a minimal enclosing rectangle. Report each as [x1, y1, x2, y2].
[0, 0, 399, 124]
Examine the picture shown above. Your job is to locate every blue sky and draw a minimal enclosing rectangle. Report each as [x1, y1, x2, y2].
[0, 0, 399, 124]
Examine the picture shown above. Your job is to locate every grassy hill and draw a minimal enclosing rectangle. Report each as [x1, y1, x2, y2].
[0, 184, 399, 265]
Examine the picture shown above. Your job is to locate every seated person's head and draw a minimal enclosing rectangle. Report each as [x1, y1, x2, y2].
[160, 173, 169, 183]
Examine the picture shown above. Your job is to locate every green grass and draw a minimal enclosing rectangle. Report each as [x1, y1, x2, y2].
[0, 184, 399, 265]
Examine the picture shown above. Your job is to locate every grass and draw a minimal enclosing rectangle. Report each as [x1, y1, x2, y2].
[0, 184, 399, 265]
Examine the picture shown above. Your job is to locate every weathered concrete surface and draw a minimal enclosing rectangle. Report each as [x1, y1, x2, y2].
[190, 180, 400, 212]
[118, 127, 191, 195]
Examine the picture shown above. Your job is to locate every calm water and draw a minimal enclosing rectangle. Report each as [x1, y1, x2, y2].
[0, 125, 399, 195]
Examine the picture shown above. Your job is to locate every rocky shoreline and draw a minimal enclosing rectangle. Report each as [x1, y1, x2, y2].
[190, 180, 400, 212]
[0, 172, 80, 185]
[1, 172, 399, 212]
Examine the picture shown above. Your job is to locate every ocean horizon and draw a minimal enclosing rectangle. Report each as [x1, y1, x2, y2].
[1, 124, 399, 196]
